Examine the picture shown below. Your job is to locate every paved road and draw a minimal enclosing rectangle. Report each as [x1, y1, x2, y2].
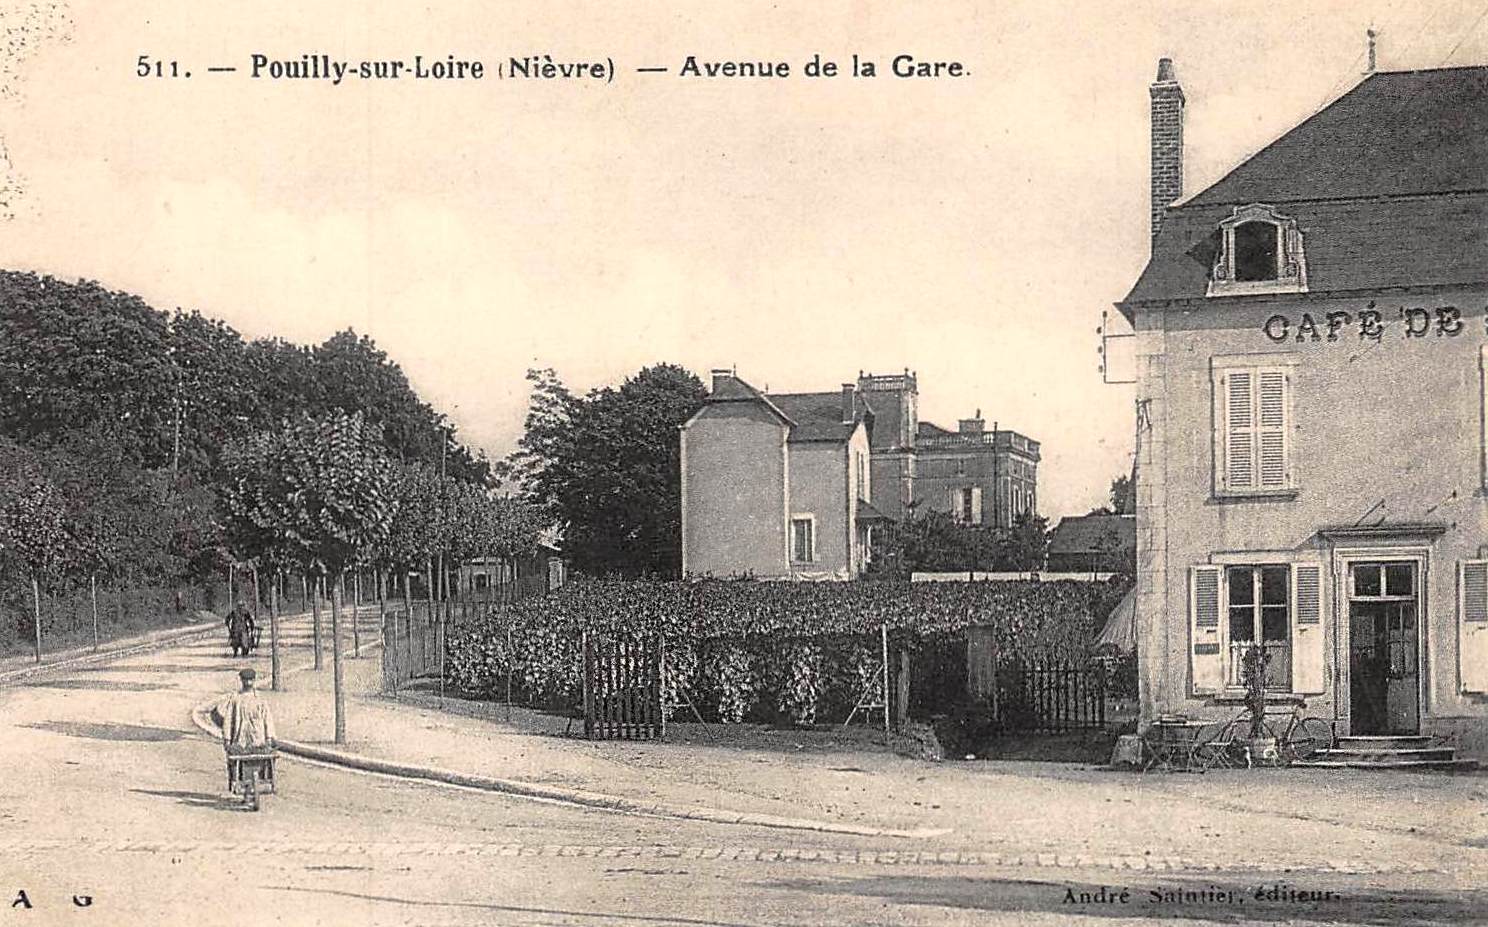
[2, 619, 1484, 926]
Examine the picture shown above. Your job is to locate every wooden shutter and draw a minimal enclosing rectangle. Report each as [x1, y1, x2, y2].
[1190, 565, 1224, 694]
[1460, 560, 1488, 693]
[1257, 369, 1289, 489]
[1480, 345, 1488, 489]
[1290, 563, 1326, 694]
[1223, 371, 1255, 491]
[971, 487, 983, 525]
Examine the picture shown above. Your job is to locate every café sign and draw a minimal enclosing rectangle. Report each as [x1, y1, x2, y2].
[1262, 304, 1478, 343]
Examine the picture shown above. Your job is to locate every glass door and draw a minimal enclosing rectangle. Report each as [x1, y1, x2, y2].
[1347, 562, 1419, 735]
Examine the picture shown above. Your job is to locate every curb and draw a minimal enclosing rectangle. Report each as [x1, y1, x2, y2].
[189, 700, 946, 840]
[0, 621, 222, 685]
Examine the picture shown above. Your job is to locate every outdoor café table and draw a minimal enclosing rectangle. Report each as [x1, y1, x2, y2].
[1142, 718, 1209, 772]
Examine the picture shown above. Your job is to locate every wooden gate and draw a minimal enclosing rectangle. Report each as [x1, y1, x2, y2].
[582, 632, 663, 740]
[992, 656, 1107, 733]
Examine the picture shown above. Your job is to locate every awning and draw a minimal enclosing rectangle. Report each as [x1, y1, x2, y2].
[1095, 586, 1136, 653]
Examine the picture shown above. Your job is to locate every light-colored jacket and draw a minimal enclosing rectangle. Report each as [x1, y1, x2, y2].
[221, 690, 276, 753]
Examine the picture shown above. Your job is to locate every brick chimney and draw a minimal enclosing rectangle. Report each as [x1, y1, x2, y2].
[1150, 57, 1185, 245]
[958, 409, 985, 434]
[841, 383, 857, 423]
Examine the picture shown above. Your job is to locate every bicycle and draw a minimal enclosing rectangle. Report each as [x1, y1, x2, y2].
[1207, 704, 1334, 767]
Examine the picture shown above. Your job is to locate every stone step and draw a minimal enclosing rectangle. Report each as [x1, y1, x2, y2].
[1313, 747, 1457, 763]
[1334, 735, 1433, 750]
[1296, 757, 1479, 772]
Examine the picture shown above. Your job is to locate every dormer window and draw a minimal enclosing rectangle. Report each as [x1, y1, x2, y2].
[1207, 204, 1307, 297]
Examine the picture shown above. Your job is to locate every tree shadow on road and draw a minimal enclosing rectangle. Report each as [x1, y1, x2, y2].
[768, 874, 1488, 925]
[130, 788, 247, 812]
[23, 721, 187, 742]
[23, 679, 172, 691]
[77, 663, 232, 675]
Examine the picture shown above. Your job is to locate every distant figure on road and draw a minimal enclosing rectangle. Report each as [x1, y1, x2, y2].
[221, 668, 276, 753]
[226, 600, 255, 657]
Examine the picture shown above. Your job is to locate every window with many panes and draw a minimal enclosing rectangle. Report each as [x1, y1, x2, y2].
[1226, 565, 1292, 690]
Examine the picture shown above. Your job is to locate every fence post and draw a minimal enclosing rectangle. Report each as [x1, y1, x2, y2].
[31, 575, 42, 664]
[89, 574, 99, 652]
[880, 624, 890, 737]
[270, 571, 282, 691]
[582, 630, 593, 739]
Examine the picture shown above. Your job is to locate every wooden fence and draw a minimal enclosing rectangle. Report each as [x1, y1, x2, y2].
[991, 656, 1107, 733]
[380, 602, 444, 693]
[582, 632, 663, 740]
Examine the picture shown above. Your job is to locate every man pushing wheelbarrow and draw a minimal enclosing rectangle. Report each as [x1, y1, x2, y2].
[220, 668, 277, 811]
[225, 600, 256, 657]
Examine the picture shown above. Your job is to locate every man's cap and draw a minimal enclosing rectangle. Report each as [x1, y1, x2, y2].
[239, 668, 257, 681]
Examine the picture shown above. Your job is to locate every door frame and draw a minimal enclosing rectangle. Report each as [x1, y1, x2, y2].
[1329, 546, 1429, 736]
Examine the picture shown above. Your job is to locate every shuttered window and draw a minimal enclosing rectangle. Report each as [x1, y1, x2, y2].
[1214, 360, 1294, 495]
[1459, 560, 1488, 693]
[1290, 563, 1326, 694]
[1189, 565, 1224, 694]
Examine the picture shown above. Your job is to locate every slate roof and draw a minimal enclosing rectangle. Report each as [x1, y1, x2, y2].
[1123, 66, 1488, 307]
[767, 391, 872, 443]
[1047, 514, 1136, 557]
[916, 421, 953, 438]
[1190, 67, 1488, 205]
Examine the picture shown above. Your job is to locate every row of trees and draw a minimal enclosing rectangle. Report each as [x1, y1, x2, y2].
[0, 270, 510, 665]
[216, 409, 543, 741]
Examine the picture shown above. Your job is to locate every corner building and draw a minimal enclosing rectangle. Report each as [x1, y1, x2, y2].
[1119, 62, 1488, 755]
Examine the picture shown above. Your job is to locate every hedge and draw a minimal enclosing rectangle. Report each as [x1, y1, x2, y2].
[446, 577, 1128, 725]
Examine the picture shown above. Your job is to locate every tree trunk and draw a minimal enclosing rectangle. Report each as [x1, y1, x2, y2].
[31, 575, 42, 664]
[401, 570, 414, 680]
[352, 570, 362, 658]
[228, 562, 235, 607]
[90, 574, 99, 652]
[270, 572, 282, 692]
[311, 574, 324, 670]
[376, 568, 391, 694]
[331, 573, 346, 744]
[250, 567, 261, 630]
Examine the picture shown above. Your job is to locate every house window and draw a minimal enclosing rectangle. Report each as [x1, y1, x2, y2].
[1207, 204, 1307, 296]
[950, 487, 982, 525]
[790, 516, 815, 562]
[1212, 357, 1295, 496]
[1226, 565, 1292, 690]
[474, 573, 490, 591]
[1234, 221, 1278, 281]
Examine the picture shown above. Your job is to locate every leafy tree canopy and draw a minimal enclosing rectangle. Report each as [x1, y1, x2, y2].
[508, 364, 706, 578]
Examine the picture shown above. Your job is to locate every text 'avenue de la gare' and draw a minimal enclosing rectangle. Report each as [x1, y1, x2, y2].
[179, 53, 970, 85]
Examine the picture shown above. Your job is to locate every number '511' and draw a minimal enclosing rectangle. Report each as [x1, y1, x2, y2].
[137, 56, 185, 78]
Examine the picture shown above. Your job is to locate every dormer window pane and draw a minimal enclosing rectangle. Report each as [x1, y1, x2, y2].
[1234, 221, 1278, 281]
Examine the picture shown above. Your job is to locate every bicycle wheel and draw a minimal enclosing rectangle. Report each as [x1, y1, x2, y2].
[1285, 717, 1333, 762]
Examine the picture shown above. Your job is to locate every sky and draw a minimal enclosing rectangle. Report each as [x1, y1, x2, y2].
[1, 1, 1485, 518]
